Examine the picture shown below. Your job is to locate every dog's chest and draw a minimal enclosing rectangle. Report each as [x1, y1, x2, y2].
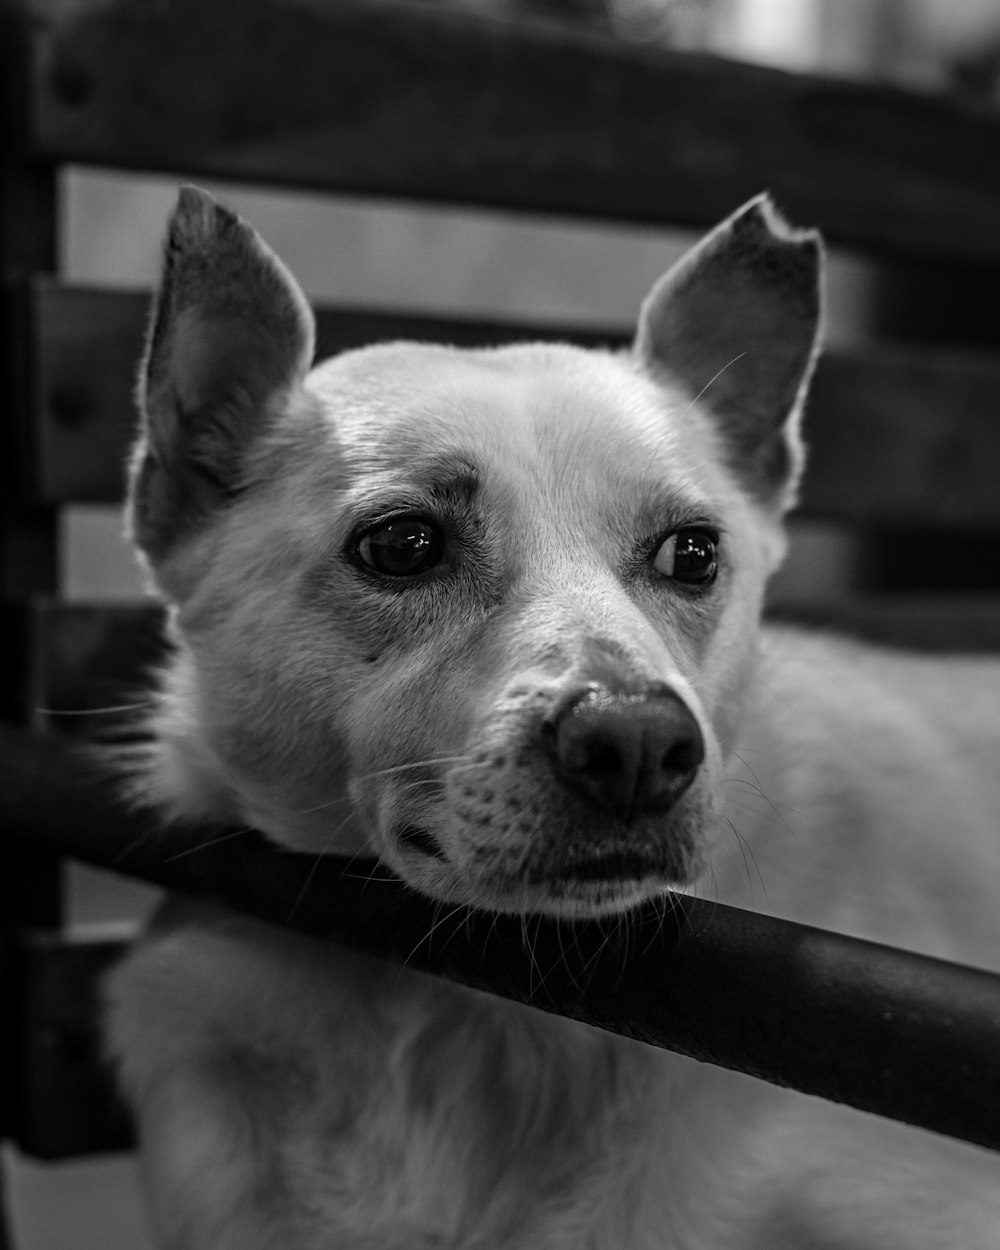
[115, 911, 707, 1246]
[274, 944, 672, 1245]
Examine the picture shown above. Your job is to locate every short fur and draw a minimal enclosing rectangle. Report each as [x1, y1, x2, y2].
[106, 188, 1000, 1249]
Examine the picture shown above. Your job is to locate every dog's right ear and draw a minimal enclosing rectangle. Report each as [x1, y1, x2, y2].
[129, 186, 315, 580]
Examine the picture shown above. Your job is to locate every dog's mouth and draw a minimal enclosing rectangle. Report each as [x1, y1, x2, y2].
[397, 826, 672, 881]
[541, 850, 661, 883]
[398, 824, 448, 860]
[523, 833, 692, 891]
[391, 825, 685, 916]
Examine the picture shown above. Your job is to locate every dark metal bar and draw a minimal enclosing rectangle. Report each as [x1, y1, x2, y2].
[3, 722, 1000, 1152]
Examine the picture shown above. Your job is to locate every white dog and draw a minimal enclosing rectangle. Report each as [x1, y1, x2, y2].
[106, 186, 1000, 1248]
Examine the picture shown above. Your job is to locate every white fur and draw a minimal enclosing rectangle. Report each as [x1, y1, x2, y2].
[106, 192, 1000, 1248]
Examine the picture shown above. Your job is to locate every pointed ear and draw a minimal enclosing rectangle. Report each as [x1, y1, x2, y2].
[129, 185, 315, 567]
[635, 194, 822, 510]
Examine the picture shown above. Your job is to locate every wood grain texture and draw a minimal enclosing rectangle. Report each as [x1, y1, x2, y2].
[27, 282, 1000, 530]
[12, 0, 1000, 264]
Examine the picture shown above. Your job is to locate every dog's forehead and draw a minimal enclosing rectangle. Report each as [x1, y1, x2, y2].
[305, 340, 713, 499]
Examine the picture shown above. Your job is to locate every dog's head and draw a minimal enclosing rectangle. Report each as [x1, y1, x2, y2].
[129, 187, 821, 917]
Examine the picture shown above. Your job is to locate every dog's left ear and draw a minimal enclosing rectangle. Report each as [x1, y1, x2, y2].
[635, 194, 822, 510]
[129, 185, 315, 574]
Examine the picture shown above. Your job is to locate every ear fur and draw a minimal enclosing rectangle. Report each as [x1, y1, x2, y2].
[129, 185, 315, 567]
[635, 193, 822, 509]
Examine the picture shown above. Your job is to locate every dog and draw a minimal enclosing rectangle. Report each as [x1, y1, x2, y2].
[105, 186, 1000, 1249]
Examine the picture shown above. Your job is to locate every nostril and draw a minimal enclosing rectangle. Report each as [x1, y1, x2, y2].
[559, 725, 622, 779]
[661, 727, 705, 778]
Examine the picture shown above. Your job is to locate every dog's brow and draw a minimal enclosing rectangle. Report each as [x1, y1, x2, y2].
[421, 460, 480, 503]
[628, 481, 718, 537]
[365, 457, 481, 507]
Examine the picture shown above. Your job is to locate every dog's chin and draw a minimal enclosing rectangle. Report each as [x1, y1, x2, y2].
[514, 854, 693, 919]
[386, 826, 692, 919]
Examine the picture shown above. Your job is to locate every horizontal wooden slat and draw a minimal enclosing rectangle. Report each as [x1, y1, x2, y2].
[28, 282, 1000, 529]
[4, 723, 1000, 1155]
[770, 596, 1000, 653]
[806, 348, 1000, 527]
[12, 0, 1000, 266]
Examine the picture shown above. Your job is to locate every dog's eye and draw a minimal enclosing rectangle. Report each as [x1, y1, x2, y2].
[653, 528, 718, 585]
[357, 518, 444, 577]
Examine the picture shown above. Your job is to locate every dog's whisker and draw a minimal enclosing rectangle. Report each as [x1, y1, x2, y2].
[551, 914, 577, 988]
[353, 756, 473, 784]
[638, 891, 671, 960]
[161, 826, 255, 862]
[285, 813, 362, 919]
[720, 816, 761, 904]
[727, 790, 798, 844]
[278, 758, 473, 824]
[736, 828, 769, 906]
[401, 901, 470, 972]
[335, 847, 390, 892]
[278, 792, 357, 820]
[727, 748, 772, 779]
[111, 828, 166, 868]
[727, 752, 797, 838]
[438, 760, 493, 779]
[287, 854, 329, 921]
[396, 778, 444, 796]
[567, 912, 614, 993]
[36, 700, 160, 717]
[429, 903, 477, 964]
[522, 912, 558, 1002]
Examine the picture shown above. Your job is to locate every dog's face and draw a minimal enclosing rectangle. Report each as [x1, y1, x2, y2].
[130, 188, 821, 917]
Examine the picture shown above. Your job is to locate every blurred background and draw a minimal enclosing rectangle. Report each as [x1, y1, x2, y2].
[6, 0, 1000, 1245]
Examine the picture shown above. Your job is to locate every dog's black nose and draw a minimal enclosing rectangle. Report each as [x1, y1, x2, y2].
[545, 685, 704, 820]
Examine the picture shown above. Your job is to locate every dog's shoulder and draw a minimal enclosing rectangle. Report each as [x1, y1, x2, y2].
[757, 624, 1000, 756]
[735, 626, 1000, 961]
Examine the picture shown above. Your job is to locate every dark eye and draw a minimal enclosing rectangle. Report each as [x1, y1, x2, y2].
[357, 518, 444, 577]
[653, 527, 718, 585]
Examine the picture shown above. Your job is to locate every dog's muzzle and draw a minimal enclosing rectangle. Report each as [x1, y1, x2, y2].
[544, 684, 704, 822]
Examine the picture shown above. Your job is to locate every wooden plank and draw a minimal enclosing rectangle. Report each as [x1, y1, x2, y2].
[12, 0, 1000, 266]
[804, 346, 1000, 529]
[768, 596, 1000, 653]
[3, 723, 1000, 1155]
[29, 283, 1000, 529]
